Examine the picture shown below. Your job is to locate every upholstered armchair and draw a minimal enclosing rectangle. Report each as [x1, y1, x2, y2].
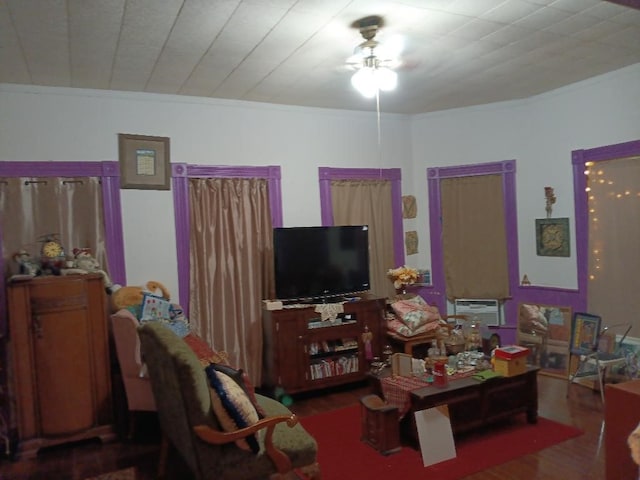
[137, 322, 320, 480]
[110, 309, 157, 438]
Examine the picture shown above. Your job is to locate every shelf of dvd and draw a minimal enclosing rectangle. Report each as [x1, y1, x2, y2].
[262, 295, 385, 394]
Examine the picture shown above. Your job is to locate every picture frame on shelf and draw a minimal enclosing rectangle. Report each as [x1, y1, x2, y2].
[569, 312, 600, 355]
[118, 133, 170, 190]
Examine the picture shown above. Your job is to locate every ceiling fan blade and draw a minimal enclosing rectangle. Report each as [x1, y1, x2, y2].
[375, 34, 404, 61]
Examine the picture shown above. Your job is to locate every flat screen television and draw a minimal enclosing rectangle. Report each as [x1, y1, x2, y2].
[273, 225, 370, 302]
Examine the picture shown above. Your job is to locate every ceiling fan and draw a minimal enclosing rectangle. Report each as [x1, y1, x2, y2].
[347, 15, 403, 98]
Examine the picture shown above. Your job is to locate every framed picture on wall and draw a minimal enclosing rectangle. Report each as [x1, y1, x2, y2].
[118, 133, 171, 190]
[535, 217, 570, 257]
[517, 303, 572, 378]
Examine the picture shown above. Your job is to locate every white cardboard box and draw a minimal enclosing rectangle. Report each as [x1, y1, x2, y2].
[415, 405, 457, 467]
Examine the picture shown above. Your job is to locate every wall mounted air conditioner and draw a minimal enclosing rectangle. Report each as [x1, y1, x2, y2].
[454, 299, 501, 327]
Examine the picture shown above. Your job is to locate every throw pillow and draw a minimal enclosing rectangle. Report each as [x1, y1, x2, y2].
[181, 334, 264, 416]
[140, 293, 171, 322]
[139, 294, 190, 338]
[205, 365, 260, 453]
[391, 295, 441, 332]
[209, 363, 265, 418]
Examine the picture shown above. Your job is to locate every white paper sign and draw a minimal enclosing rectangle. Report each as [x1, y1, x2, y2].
[414, 405, 457, 467]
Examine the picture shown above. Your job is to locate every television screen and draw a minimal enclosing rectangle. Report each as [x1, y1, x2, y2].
[273, 225, 370, 302]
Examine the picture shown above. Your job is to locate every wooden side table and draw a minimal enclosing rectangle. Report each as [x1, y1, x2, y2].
[386, 330, 437, 357]
[386, 315, 468, 358]
[359, 394, 401, 455]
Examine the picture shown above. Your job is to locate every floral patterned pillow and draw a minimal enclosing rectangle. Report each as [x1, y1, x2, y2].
[391, 295, 441, 332]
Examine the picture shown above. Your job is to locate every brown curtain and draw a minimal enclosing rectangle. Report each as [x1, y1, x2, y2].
[587, 156, 640, 336]
[188, 177, 273, 385]
[330, 179, 396, 299]
[441, 174, 509, 300]
[0, 177, 108, 277]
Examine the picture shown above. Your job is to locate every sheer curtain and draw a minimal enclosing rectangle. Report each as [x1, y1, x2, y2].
[188, 177, 273, 384]
[330, 179, 396, 299]
[440, 174, 509, 301]
[587, 156, 640, 334]
[0, 177, 108, 277]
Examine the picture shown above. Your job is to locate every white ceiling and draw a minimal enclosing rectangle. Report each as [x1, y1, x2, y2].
[1, 0, 639, 114]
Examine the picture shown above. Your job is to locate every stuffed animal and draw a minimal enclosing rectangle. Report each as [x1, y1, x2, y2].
[13, 249, 41, 276]
[111, 280, 170, 312]
[72, 248, 114, 290]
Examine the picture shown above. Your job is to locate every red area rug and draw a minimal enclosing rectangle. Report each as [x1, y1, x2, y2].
[299, 405, 582, 480]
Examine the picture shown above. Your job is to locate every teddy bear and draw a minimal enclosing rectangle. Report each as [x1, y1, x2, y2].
[111, 280, 171, 312]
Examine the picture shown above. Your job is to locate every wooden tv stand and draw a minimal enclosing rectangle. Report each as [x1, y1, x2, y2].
[262, 295, 385, 395]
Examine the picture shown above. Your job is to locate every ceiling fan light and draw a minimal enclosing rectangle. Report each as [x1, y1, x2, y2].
[375, 67, 397, 91]
[351, 67, 378, 98]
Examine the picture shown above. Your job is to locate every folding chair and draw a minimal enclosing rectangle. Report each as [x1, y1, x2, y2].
[567, 312, 630, 404]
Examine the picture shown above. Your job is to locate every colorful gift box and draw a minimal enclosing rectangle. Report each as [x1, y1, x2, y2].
[494, 345, 530, 377]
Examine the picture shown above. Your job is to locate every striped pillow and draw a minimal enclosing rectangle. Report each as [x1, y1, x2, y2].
[205, 365, 260, 453]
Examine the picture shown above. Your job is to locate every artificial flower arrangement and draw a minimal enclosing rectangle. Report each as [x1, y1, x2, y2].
[387, 265, 419, 289]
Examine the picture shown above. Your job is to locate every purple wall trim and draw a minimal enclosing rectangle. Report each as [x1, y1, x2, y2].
[0, 161, 113, 176]
[572, 139, 640, 314]
[172, 163, 191, 313]
[0, 160, 126, 335]
[318, 167, 404, 267]
[171, 164, 283, 311]
[604, 0, 640, 10]
[426, 161, 519, 317]
[99, 162, 127, 285]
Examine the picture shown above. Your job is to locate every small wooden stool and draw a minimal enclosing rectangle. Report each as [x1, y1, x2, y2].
[359, 394, 401, 455]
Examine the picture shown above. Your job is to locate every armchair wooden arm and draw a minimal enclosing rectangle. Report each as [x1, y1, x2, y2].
[193, 414, 299, 476]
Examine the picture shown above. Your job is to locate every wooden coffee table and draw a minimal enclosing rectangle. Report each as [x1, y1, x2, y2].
[370, 366, 539, 445]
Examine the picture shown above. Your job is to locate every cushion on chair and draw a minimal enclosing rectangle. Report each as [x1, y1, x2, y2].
[140, 293, 171, 321]
[139, 294, 190, 337]
[205, 365, 260, 453]
[183, 333, 265, 417]
[209, 363, 265, 418]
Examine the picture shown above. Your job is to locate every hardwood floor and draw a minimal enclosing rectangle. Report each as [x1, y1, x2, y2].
[0, 374, 616, 479]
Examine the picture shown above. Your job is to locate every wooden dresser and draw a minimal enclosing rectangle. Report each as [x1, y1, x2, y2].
[7, 274, 114, 458]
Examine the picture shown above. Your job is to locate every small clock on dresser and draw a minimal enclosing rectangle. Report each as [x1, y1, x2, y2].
[38, 233, 66, 273]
